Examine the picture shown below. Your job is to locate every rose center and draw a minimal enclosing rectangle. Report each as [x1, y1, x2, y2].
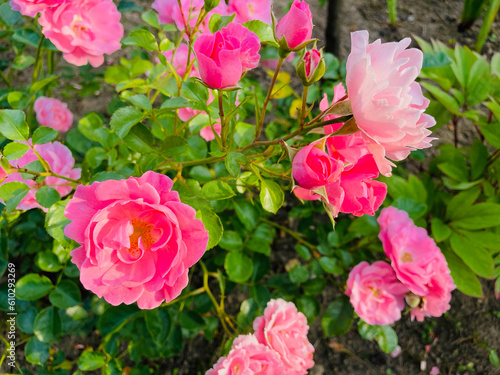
[128, 218, 156, 258]
[401, 252, 413, 263]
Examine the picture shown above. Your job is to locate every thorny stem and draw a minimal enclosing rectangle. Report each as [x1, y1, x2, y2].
[218, 90, 227, 149]
[255, 56, 285, 141]
[300, 86, 309, 128]
[12, 168, 80, 184]
[160, 287, 206, 307]
[487, 148, 500, 167]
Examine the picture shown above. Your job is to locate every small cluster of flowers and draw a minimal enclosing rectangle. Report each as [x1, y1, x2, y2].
[346, 207, 455, 326]
[10, 0, 123, 67]
[207, 299, 314, 375]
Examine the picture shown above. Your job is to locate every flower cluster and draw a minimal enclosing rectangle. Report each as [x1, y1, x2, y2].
[207, 299, 314, 375]
[64, 172, 209, 309]
[346, 207, 455, 325]
[0, 140, 81, 211]
[11, 0, 123, 67]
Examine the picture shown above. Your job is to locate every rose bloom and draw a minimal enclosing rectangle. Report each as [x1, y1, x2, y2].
[64, 171, 209, 309]
[292, 142, 343, 190]
[194, 22, 261, 89]
[254, 299, 314, 375]
[10, 0, 63, 17]
[1, 140, 81, 211]
[275, 0, 313, 50]
[228, 0, 272, 24]
[346, 30, 435, 176]
[346, 261, 409, 325]
[378, 207, 450, 296]
[161, 44, 199, 79]
[200, 124, 221, 142]
[34, 97, 73, 133]
[39, 0, 123, 67]
[206, 335, 285, 375]
[153, 0, 203, 31]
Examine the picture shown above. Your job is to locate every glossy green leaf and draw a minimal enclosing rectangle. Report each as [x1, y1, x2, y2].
[3, 142, 29, 160]
[78, 351, 107, 371]
[451, 203, 500, 230]
[0, 109, 29, 141]
[450, 232, 494, 278]
[34, 306, 62, 343]
[225, 251, 253, 283]
[321, 296, 353, 337]
[49, 280, 82, 309]
[431, 218, 452, 242]
[25, 337, 50, 365]
[376, 325, 398, 354]
[110, 106, 144, 139]
[260, 179, 284, 214]
[442, 247, 483, 297]
[201, 180, 235, 200]
[32, 127, 58, 145]
[196, 209, 223, 250]
[35, 186, 61, 209]
[122, 29, 158, 51]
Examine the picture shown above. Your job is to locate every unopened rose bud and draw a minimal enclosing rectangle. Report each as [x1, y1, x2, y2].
[405, 294, 421, 308]
[296, 49, 325, 86]
[274, 0, 314, 52]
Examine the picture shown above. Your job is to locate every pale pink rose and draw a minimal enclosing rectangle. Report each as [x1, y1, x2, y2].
[64, 171, 209, 309]
[39, 0, 123, 67]
[253, 299, 314, 375]
[292, 143, 343, 190]
[10, 0, 63, 17]
[34, 97, 73, 133]
[378, 207, 451, 296]
[346, 31, 435, 176]
[228, 0, 272, 24]
[337, 154, 387, 216]
[275, 0, 313, 50]
[152, 0, 204, 31]
[200, 124, 221, 142]
[194, 22, 261, 89]
[320, 83, 346, 135]
[206, 334, 285, 375]
[1, 140, 81, 211]
[346, 261, 409, 326]
[161, 44, 199, 79]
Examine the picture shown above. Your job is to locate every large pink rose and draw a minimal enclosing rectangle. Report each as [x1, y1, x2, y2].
[346, 261, 409, 326]
[292, 142, 343, 190]
[10, 0, 63, 17]
[378, 207, 446, 296]
[275, 0, 313, 50]
[253, 299, 314, 375]
[206, 335, 285, 375]
[39, 0, 123, 67]
[1, 140, 81, 211]
[64, 171, 209, 309]
[194, 22, 261, 89]
[346, 31, 435, 176]
[34, 97, 73, 133]
[228, 0, 272, 24]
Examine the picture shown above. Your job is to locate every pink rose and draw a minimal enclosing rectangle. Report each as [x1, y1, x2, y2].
[292, 143, 343, 190]
[1, 141, 81, 211]
[378, 207, 446, 295]
[275, 0, 313, 50]
[346, 261, 409, 326]
[337, 154, 387, 216]
[153, 0, 205, 32]
[64, 171, 209, 309]
[206, 334, 285, 375]
[161, 44, 199, 79]
[194, 22, 261, 89]
[39, 0, 123, 67]
[297, 49, 325, 86]
[320, 83, 347, 135]
[34, 97, 73, 133]
[253, 299, 314, 375]
[10, 0, 63, 17]
[346, 31, 435, 176]
[200, 124, 221, 142]
[228, 0, 272, 24]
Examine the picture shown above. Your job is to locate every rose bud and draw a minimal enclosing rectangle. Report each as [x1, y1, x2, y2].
[296, 49, 325, 86]
[274, 0, 314, 52]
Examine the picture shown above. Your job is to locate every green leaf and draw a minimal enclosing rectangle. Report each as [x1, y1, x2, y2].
[357, 320, 380, 340]
[49, 280, 82, 309]
[318, 257, 343, 274]
[431, 218, 452, 242]
[105, 66, 130, 84]
[162, 136, 188, 157]
[446, 186, 480, 220]
[296, 295, 320, 324]
[45, 200, 71, 246]
[225, 251, 254, 283]
[98, 305, 139, 336]
[7, 91, 30, 109]
[3, 142, 29, 160]
[141, 9, 160, 28]
[122, 29, 158, 51]
[35, 186, 61, 209]
[16, 273, 53, 300]
[30, 76, 58, 94]
[0, 109, 29, 141]
[78, 351, 107, 371]
[420, 82, 459, 114]
[489, 349, 500, 367]
[25, 337, 50, 365]
[243, 20, 279, 47]
[392, 197, 427, 220]
[442, 247, 483, 297]
[127, 94, 152, 111]
[209, 13, 236, 33]
[201, 180, 235, 200]
[219, 230, 243, 251]
[260, 179, 284, 214]
[0, 3, 21, 27]
[110, 106, 144, 139]
[123, 124, 156, 154]
[376, 325, 398, 354]
[225, 152, 247, 177]
[34, 306, 62, 343]
[35, 251, 62, 272]
[469, 140, 488, 180]
[144, 309, 170, 344]
[195, 209, 222, 250]
[450, 232, 494, 278]
[321, 296, 354, 337]
[0, 182, 29, 213]
[18, 307, 37, 334]
[160, 97, 190, 109]
[78, 112, 118, 148]
[450, 203, 500, 230]
[289, 265, 309, 285]
[234, 200, 259, 231]
[181, 80, 208, 104]
[32, 127, 58, 145]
